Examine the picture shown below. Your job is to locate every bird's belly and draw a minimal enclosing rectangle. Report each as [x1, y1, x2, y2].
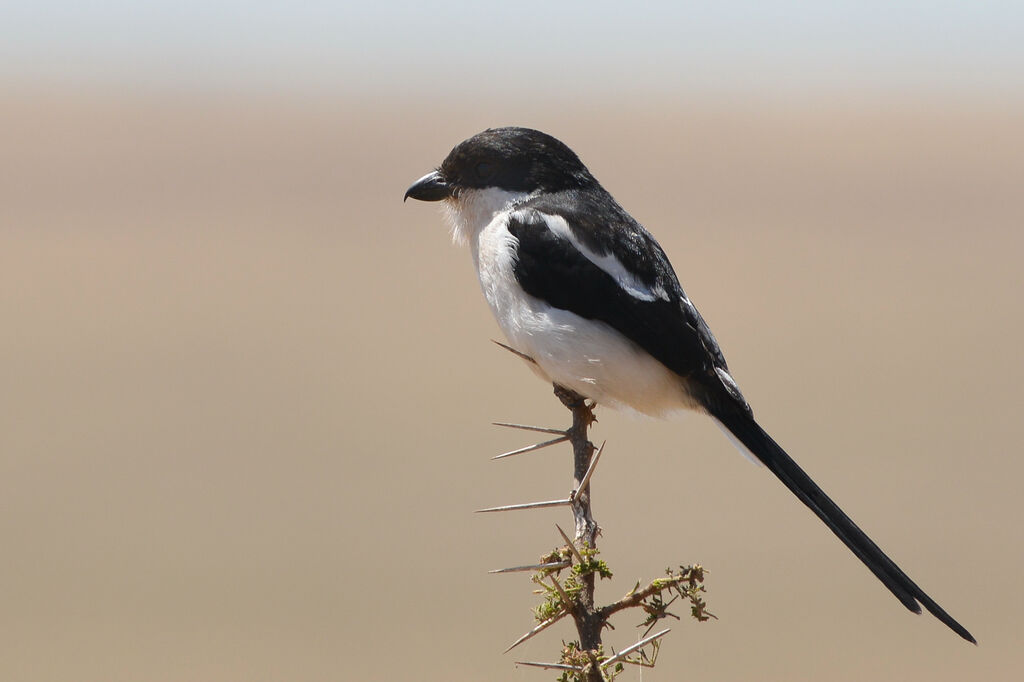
[473, 217, 696, 417]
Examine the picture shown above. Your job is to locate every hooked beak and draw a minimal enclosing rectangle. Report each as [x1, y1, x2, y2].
[404, 170, 453, 202]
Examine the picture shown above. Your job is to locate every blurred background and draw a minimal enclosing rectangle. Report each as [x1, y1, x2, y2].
[2, 2, 1022, 680]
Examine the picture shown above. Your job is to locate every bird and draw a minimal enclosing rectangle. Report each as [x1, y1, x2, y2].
[404, 126, 975, 644]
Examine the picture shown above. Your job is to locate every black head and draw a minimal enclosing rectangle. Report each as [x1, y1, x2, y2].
[405, 127, 594, 202]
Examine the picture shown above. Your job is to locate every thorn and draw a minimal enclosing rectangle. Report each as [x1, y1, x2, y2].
[569, 440, 605, 502]
[476, 499, 572, 513]
[492, 339, 537, 364]
[492, 422, 567, 436]
[488, 561, 571, 574]
[548, 574, 572, 607]
[514, 661, 583, 672]
[492, 436, 569, 460]
[600, 628, 671, 669]
[504, 611, 569, 653]
[555, 524, 585, 564]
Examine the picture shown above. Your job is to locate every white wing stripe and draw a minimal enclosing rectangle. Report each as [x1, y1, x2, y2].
[514, 210, 670, 302]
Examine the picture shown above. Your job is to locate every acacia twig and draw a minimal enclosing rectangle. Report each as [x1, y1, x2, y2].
[552, 385, 605, 681]
[486, 377, 711, 680]
[603, 578, 681, 617]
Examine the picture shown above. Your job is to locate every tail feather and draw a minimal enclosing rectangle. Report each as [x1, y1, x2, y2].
[710, 404, 976, 644]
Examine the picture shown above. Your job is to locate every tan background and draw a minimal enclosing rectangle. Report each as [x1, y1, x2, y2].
[2, 89, 1022, 681]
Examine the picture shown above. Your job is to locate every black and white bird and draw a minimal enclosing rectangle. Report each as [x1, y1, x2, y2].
[404, 126, 975, 643]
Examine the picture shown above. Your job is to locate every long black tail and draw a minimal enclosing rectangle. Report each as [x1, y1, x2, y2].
[710, 404, 976, 644]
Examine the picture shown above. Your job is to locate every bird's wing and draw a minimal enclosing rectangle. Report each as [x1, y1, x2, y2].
[506, 193, 742, 408]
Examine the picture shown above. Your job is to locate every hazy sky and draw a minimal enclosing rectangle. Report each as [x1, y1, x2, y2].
[3, 1, 1022, 94]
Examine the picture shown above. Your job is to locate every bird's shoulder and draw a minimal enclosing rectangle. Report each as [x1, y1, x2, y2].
[504, 189, 737, 394]
[511, 188, 676, 295]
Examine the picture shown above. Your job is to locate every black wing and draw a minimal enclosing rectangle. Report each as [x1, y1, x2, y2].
[507, 189, 734, 397]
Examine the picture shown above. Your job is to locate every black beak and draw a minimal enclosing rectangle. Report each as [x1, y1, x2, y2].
[404, 170, 453, 202]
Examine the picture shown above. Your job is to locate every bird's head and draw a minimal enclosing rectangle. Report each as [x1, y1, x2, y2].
[404, 127, 594, 204]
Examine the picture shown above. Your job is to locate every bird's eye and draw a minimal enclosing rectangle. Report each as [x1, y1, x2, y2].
[475, 161, 494, 179]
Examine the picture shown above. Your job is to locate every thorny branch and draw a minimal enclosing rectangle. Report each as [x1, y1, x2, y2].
[485, 344, 712, 681]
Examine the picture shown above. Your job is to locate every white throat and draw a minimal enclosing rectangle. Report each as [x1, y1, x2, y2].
[442, 187, 533, 247]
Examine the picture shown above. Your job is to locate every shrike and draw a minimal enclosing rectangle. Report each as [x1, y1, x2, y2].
[404, 126, 974, 643]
